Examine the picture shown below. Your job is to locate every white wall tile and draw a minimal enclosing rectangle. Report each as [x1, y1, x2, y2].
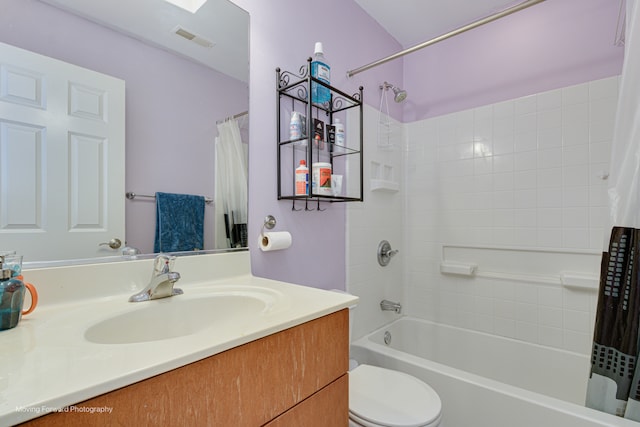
[515, 151, 538, 171]
[564, 309, 591, 333]
[493, 191, 514, 209]
[514, 170, 537, 189]
[515, 95, 537, 115]
[539, 286, 563, 308]
[563, 164, 589, 187]
[515, 113, 537, 134]
[563, 186, 589, 207]
[494, 116, 515, 136]
[590, 120, 615, 144]
[590, 98, 618, 123]
[538, 228, 563, 247]
[590, 142, 611, 161]
[562, 207, 588, 228]
[494, 318, 517, 338]
[474, 156, 493, 175]
[589, 76, 619, 100]
[564, 330, 591, 353]
[494, 209, 515, 227]
[493, 154, 515, 173]
[537, 188, 562, 208]
[514, 189, 537, 209]
[350, 76, 618, 354]
[514, 209, 537, 227]
[494, 100, 515, 118]
[563, 144, 589, 166]
[493, 134, 515, 155]
[537, 89, 562, 110]
[540, 326, 564, 348]
[514, 228, 538, 246]
[563, 123, 589, 146]
[537, 167, 562, 188]
[537, 109, 562, 130]
[538, 208, 562, 227]
[562, 83, 589, 105]
[562, 228, 590, 248]
[516, 284, 539, 304]
[515, 131, 538, 152]
[516, 321, 539, 343]
[563, 103, 589, 125]
[538, 127, 563, 149]
[516, 302, 539, 323]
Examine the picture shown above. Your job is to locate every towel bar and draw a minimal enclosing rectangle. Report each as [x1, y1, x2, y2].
[126, 192, 213, 205]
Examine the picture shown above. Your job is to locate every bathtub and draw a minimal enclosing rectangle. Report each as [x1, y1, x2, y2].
[350, 317, 637, 427]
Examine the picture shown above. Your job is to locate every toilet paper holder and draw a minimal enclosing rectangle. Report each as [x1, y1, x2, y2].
[259, 215, 292, 252]
[262, 215, 276, 235]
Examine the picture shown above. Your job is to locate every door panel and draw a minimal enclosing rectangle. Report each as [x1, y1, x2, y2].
[0, 41, 125, 261]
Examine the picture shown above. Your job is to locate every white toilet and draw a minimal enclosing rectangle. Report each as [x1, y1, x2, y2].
[348, 363, 443, 427]
[344, 298, 443, 427]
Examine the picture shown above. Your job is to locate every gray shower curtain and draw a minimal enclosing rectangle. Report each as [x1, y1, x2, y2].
[586, 227, 640, 419]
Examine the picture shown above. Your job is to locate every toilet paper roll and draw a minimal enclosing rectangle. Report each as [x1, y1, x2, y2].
[259, 231, 292, 252]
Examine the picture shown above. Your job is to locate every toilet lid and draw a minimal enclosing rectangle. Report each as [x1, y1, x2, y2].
[349, 364, 441, 427]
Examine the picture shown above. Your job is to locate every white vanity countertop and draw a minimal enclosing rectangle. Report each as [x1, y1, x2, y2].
[0, 251, 357, 425]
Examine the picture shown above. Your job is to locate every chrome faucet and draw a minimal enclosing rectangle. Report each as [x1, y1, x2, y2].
[380, 299, 402, 314]
[129, 254, 183, 302]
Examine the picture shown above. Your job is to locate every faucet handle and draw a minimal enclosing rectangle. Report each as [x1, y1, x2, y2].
[153, 254, 176, 275]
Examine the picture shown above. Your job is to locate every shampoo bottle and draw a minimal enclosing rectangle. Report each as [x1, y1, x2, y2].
[333, 118, 345, 147]
[290, 111, 302, 141]
[311, 42, 331, 105]
[295, 159, 309, 196]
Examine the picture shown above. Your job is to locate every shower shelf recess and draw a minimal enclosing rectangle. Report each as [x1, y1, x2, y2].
[276, 58, 364, 211]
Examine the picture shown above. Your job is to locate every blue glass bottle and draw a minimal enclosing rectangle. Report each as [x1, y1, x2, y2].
[0, 259, 25, 331]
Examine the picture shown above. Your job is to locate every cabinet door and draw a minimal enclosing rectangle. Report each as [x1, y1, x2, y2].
[265, 375, 349, 427]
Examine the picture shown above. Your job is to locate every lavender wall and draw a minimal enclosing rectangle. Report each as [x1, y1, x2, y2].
[231, 0, 403, 289]
[0, 0, 249, 254]
[403, 0, 624, 121]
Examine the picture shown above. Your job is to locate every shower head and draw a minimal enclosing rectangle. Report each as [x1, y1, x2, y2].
[380, 81, 407, 103]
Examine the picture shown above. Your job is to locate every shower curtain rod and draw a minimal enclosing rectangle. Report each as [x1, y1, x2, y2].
[346, 0, 547, 78]
[216, 110, 248, 124]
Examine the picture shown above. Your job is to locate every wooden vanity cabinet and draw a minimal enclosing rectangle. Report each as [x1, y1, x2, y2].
[21, 309, 349, 427]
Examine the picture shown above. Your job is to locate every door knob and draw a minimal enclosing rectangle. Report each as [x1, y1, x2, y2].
[99, 238, 122, 249]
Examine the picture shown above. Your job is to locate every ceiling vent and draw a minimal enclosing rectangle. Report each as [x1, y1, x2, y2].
[172, 26, 214, 48]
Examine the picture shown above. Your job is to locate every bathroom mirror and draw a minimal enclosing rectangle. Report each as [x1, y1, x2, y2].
[0, 0, 249, 264]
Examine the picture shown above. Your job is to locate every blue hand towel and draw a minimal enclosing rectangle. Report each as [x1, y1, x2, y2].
[154, 192, 205, 253]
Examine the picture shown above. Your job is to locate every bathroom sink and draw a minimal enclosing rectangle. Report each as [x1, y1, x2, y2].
[84, 291, 272, 344]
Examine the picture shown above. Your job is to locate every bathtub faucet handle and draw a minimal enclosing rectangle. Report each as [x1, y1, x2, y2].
[377, 240, 399, 266]
[385, 249, 399, 258]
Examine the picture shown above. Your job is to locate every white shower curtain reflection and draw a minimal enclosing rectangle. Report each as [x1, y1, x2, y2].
[586, 0, 640, 420]
[214, 118, 248, 248]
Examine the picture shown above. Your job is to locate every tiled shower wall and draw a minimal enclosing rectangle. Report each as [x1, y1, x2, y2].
[403, 76, 619, 354]
[347, 104, 405, 341]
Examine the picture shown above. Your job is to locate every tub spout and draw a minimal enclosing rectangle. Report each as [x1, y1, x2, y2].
[380, 299, 402, 314]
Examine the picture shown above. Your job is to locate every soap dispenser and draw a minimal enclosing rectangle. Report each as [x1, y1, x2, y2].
[0, 256, 28, 331]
